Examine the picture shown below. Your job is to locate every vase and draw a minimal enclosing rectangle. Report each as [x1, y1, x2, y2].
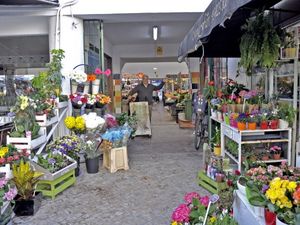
[276, 216, 288, 225]
[237, 122, 246, 131]
[71, 81, 78, 93]
[248, 122, 257, 130]
[265, 208, 276, 225]
[72, 108, 81, 117]
[84, 106, 94, 115]
[260, 121, 268, 129]
[279, 119, 289, 129]
[214, 146, 221, 156]
[273, 153, 281, 160]
[85, 156, 100, 174]
[269, 120, 279, 129]
[95, 107, 105, 117]
[83, 82, 90, 94]
[14, 192, 42, 216]
[92, 79, 100, 94]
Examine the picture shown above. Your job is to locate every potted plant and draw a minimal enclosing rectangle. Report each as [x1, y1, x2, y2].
[83, 138, 101, 174]
[236, 113, 248, 130]
[269, 112, 279, 129]
[0, 175, 17, 224]
[260, 113, 269, 129]
[278, 103, 297, 128]
[69, 70, 88, 93]
[270, 145, 282, 160]
[69, 93, 88, 116]
[211, 127, 221, 156]
[84, 94, 96, 114]
[247, 115, 258, 130]
[12, 160, 43, 216]
[46, 135, 82, 177]
[261, 151, 270, 161]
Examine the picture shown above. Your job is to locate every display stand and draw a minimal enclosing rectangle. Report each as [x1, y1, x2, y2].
[129, 102, 151, 137]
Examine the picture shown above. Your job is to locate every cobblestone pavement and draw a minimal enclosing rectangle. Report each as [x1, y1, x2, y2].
[13, 103, 208, 225]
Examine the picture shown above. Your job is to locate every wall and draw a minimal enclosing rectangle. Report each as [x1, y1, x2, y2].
[104, 36, 113, 57]
[0, 16, 49, 37]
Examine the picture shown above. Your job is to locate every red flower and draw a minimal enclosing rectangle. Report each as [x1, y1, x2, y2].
[0, 158, 6, 165]
[235, 170, 241, 176]
[208, 81, 214, 86]
[81, 97, 88, 104]
[227, 179, 233, 187]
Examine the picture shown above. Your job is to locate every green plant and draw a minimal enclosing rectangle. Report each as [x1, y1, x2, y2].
[12, 159, 43, 200]
[226, 139, 238, 158]
[37, 152, 72, 173]
[116, 112, 138, 136]
[211, 127, 221, 147]
[240, 12, 281, 76]
[246, 180, 270, 208]
[278, 103, 297, 126]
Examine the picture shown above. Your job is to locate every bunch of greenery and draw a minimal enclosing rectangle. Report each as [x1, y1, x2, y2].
[10, 95, 40, 138]
[278, 103, 297, 126]
[240, 12, 281, 76]
[37, 152, 73, 174]
[211, 127, 221, 147]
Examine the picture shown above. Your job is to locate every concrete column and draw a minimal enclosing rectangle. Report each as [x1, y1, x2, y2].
[49, 15, 84, 95]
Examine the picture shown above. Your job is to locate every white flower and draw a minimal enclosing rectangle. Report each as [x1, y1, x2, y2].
[82, 113, 105, 129]
[86, 140, 93, 145]
[70, 70, 87, 83]
[77, 101, 82, 105]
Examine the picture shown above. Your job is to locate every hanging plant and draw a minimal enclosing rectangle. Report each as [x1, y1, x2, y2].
[239, 12, 281, 76]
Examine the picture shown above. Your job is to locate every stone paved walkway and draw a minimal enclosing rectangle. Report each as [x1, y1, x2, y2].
[13, 103, 208, 225]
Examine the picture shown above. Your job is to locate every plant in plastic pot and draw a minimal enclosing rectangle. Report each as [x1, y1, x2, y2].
[278, 103, 297, 128]
[12, 160, 43, 216]
[211, 127, 221, 156]
[270, 145, 282, 160]
[83, 138, 101, 174]
[260, 113, 269, 129]
[236, 113, 248, 130]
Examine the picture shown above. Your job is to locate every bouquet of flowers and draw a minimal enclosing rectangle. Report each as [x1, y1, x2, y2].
[0, 145, 29, 166]
[69, 70, 87, 83]
[46, 135, 82, 160]
[69, 93, 88, 108]
[64, 116, 86, 134]
[82, 113, 105, 131]
[101, 125, 132, 147]
[85, 94, 96, 108]
[95, 94, 111, 108]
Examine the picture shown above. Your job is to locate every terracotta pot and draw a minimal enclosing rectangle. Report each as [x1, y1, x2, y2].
[261, 155, 269, 161]
[236, 97, 242, 104]
[265, 208, 276, 225]
[273, 153, 281, 160]
[269, 119, 279, 129]
[237, 122, 246, 131]
[235, 104, 243, 113]
[260, 121, 268, 129]
[214, 146, 221, 156]
[215, 173, 225, 182]
[248, 122, 257, 130]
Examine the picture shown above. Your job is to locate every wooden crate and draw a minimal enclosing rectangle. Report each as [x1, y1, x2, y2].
[103, 146, 129, 173]
[35, 110, 58, 127]
[36, 169, 76, 200]
[7, 128, 47, 151]
[198, 170, 227, 194]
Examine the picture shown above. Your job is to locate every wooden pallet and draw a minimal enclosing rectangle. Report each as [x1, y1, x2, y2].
[36, 169, 76, 200]
[198, 170, 227, 194]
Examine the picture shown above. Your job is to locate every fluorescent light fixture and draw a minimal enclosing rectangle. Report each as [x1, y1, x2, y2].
[153, 67, 157, 70]
[153, 26, 158, 41]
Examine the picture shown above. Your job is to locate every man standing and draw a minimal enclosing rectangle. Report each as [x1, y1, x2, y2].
[128, 75, 165, 120]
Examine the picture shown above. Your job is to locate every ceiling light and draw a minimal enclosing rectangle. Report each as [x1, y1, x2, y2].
[153, 26, 158, 41]
[153, 67, 157, 70]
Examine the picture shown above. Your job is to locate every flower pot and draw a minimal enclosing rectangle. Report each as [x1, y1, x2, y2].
[260, 121, 268, 129]
[279, 119, 289, 129]
[13, 192, 42, 216]
[95, 107, 105, 117]
[237, 179, 246, 195]
[273, 153, 281, 160]
[265, 208, 276, 225]
[217, 111, 223, 121]
[228, 104, 236, 113]
[276, 216, 288, 225]
[85, 156, 100, 174]
[261, 155, 269, 161]
[252, 206, 264, 218]
[237, 122, 246, 131]
[224, 114, 230, 125]
[236, 104, 243, 113]
[72, 108, 81, 117]
[215, 173, 225, 183]
[92, 79, 100, 94]
[221, 104, 228, 113]
[83, 82, 90, 94]
[269, 119, 278, 129]
[214, 146, 221, 156]
[248, 122, 257, 130]
[230, 119, 238, 128]
[85, 107, 94, 114]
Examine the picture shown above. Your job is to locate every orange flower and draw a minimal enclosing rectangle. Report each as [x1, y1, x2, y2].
[293, 185, 300, 204]
[87, 74, 97, 82]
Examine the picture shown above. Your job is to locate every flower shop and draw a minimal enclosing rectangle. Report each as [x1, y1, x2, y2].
[0, 48, 137, 223]
[170, 0, 300, 224]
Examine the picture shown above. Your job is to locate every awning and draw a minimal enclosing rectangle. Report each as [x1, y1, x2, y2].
[178, 0, 300, 61]
[0, 0, 59, 6]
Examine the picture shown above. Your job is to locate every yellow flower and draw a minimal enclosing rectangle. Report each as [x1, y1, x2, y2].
[287, 181, 297, 192]
[171, 222, 178, 225]
[210, 216, 217, 223]
[64, 116, 76, 129]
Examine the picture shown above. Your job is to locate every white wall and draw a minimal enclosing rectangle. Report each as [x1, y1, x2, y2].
[122, 62, 188, 78]
[112, 43, 179, 73]
[49, 16, 84, 94]
[104, 36, 113, 57]
[62, 0, 211, 14]
[228, 58, 252, 88]
[0, 16, 48, 36]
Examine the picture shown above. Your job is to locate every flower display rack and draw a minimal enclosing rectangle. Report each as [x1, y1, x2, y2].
[6, 128, 47, 151]
[35, 113, 58, 127]
[198, 170, 227, 194]
[103, 146, 129, 173]
[35, 169, 76, 200]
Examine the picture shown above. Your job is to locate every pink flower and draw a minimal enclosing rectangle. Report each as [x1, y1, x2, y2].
[184, 192, 201, 204]
[0, 178, 8, 188]
[239, 90, 248, 98]
[200, 196, 210, 207]
[4, 187, 17, 201]
[171, 204, 190, 223]
[6, 156, 13, 163]
[0, 158, 5, 164]
[13, 155, 19, 160]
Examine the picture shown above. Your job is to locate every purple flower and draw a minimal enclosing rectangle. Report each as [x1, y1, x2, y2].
[261, 184, 269, 193]
[0, 178, 8, 188]
[4, 187, 17, 201]
[48, 158, 56, 164]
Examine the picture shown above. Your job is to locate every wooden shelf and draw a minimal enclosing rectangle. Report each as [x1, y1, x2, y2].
[224, 150, 238, 164]
[241, 139, 289, 144]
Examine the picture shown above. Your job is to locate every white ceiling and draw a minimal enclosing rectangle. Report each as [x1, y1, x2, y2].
[81, 13, 201, 45]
